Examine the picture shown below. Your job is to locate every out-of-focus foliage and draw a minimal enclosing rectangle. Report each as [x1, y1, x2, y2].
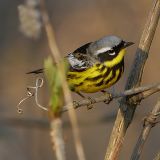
[44, 57, 64, 114]
[44, 57, 63, 114]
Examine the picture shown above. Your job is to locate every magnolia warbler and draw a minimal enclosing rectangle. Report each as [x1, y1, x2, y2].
[27, 35, 134, 97]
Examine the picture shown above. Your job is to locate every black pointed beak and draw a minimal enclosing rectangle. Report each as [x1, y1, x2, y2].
[124, 42, 134, 48]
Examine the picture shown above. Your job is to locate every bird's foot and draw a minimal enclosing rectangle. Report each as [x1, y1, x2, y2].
[101, 90, 112, 104]
[86, 97, 96, 110]
[75, 91, 95, 110]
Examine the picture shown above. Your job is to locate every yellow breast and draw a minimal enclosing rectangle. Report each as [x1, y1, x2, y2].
[67, 62, 124, 93]
[67, 48, 126, 93]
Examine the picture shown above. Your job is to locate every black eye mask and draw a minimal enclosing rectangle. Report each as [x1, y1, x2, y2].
[97, 40, 125, 62]
[97, 51, 117, 62]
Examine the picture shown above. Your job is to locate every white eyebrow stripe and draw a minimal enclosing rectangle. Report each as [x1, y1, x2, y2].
[95, 47, 111, 55]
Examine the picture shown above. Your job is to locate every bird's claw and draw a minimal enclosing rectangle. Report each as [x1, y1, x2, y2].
[87, 97, 96, 110]
[101, 90, 112, 104]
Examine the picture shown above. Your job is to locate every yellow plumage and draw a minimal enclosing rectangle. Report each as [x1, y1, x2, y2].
[27, 35, 134, 96]
[67, 49, 126, 93]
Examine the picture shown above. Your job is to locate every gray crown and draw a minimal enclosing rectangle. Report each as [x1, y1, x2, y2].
[88, 35, 123, 54]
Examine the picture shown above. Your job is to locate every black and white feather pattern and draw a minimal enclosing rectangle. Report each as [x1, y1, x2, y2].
[67, 42, 95, 71]
[67, 36, 124, 70]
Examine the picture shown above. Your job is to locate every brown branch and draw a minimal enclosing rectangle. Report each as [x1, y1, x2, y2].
[62, 83, 160, 112]
[17, 78, 160, 113]
[104, 0, 160, 160]
[39, 1, 86, 160]
[153, 151, 160, 160]
[131, 99, 160, 160]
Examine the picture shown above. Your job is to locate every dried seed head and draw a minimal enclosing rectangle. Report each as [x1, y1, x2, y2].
[26, 0, 40, 7]
[18, 1, 42, 39]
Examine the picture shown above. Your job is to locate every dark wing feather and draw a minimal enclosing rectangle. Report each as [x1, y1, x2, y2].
[73, 42, 91, 54]
[67, 42, 96, 71]
[26, 68, 44, 74]
[27, 43, 94, 74]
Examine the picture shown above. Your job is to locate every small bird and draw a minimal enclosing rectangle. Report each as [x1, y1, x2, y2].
[27, 35, 134, 97]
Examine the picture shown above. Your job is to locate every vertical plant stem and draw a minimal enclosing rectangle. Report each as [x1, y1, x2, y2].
[105, 0, 160, 160]
[40, 1, 86, 160]
[153, 151, 160, 160]
[131, 100, 160, 160]
[50, 118, 66, 160]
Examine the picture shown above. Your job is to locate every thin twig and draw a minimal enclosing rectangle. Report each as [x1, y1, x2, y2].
[153, 151, 160, 160]
[62, 83, 160, 112]
[40, 1, 86, 160]
[131, 99, 160, 160]
[105, 0, 160, 159]
[17, 80, 160, 113]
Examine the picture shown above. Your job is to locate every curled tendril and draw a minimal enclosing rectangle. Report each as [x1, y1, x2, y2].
[16, 77, 48, 114]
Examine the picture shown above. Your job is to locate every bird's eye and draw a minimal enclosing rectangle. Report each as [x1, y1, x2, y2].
[108, 50, 116, 56]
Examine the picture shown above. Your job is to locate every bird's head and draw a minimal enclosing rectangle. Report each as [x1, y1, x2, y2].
[88, 35, 134, 67]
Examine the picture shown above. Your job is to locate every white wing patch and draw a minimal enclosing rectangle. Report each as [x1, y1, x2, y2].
[68, 53, 86, 69]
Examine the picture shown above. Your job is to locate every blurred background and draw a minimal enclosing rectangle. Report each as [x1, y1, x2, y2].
[0, 0, 160, 159]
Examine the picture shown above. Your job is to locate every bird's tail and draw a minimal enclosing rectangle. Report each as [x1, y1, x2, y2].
[26, 68, 44, 74]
